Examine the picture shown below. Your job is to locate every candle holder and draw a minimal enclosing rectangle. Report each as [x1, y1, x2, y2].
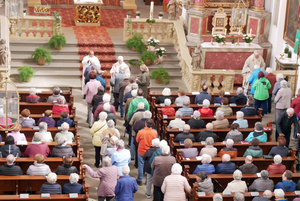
[236, 36, 240, 46]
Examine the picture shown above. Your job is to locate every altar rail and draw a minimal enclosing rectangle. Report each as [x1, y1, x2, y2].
[9, 16, 61, 40]
[123, 19, 297, 94]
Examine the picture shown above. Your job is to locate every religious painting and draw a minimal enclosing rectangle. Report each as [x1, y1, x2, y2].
[284, 0, 300, 47]
[205, 0, 250, 8]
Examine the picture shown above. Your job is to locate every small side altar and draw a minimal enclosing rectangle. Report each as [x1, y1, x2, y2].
[275, 56, 298, 70]
[74, 0, 103, 26]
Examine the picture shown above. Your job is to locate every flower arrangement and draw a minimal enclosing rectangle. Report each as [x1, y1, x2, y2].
[158, 12, 163, 17]
[242, 34, 253, 43]
[146, 19, 155, 24]
[23, 9, 27, 14]
[147, 37, 160, 47]
[127, 11, 132, 18]
[213, 34, 226, 44]
[229, 36, 236, 44]
[156, 47, 166, 57]
[135, 11, 140, 16]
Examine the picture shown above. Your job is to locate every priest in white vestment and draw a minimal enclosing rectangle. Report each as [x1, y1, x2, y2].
[82, 51, 101, 69]
[110, 56, 130, 77]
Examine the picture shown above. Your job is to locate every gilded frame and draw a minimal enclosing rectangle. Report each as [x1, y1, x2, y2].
[284, 0, 300, 47]
[205, 0, 251, 8]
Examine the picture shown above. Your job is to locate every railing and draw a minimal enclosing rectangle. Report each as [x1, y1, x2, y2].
[9, 16, 61, 40]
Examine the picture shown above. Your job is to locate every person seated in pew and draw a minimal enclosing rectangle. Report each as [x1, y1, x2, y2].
[274, 189, 287, 201]
[34, 122, 53, 142]
[243, 138, 263, 158]
[52, 97, 69, 115]
[249, 170, 274, 192]
[167, 111, 185, 130]
[252, 190, 273, 201]
[238, 155, 258, 174]
[37, 110, 56, 128]
[229, 87, 247, 105]
[275, 170, 296, 192]
[188, 111, 205, 129]
[0, 154, 22, 175]
[223, 170, 248, 193]
[180, 138, 198, 158]
[51, 137, 75, 157]
[174, 124, 195, 143]
[56, 155, 78, 175]
[240, 97, 257, 116]
[175, 89, 190, 105]
[19, 109, 35, 128]
[196, 123, 217, 143]
[195, 85, 212, 105]
[156, 87, 173, 104]
[266, 155, 286, 174]
[212, 111, 229, 129]
[199, 137, 217, 157]
[218, 139, 238, 158]
[161, 99, 175, 116]
[213, 89, 225, 104]
[215, 98, 233, 116]
[24, 133, 50, 158]
[0, 108, 12, 128]
[178, 99, 194, 116]
[25, 88, 40, 103]
[54, 122, 75, 142]
[39, 172, 62, 194]
[193, 154, 215, 174]
[215, 154, 236, 174]
[213, 194, 223, 201]
[234, 193, 245, 201]
[198, 99, 213, 117]
[47, 87, 66, 104]
[63, 173, 84, 194]
[26, 154, 51, 176]
[6, 123, 26, 143]
[0, 136, 21, 158]
[268, 134, 289, 157]
[195, 171, 214, 193]
[56, 111, 75, 128]
[244, 122, 267, 143]
[224, 123, 243, 142]
[232, 111, 248, 129]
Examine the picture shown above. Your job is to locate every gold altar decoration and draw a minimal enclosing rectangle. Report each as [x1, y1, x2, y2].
[34, 5, 51, 14]
[212, 8, 228, 35]
[205, 0, 250, 8]
[229, 0, 247, 34]
[75, 5, 101, 24]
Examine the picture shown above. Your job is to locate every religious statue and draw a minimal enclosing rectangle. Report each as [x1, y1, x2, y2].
[182, 0, 189, 10]
[0, 39, 8, 66]
[191, 44, 201, 70]
[167, 0, 179, 20]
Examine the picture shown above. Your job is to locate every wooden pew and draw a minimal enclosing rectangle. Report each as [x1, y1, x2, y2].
[20, 102, 75, 116]
[27, 114, 76, 126]
[0, 193, 89, 201]
[176, 148, 297, 173]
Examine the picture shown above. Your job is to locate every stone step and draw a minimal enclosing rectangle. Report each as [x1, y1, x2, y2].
[11, 69, 81, 77]
[10, 46, 80, 55]
[11, 61, 81, 69]
[10, 40, 78, 48]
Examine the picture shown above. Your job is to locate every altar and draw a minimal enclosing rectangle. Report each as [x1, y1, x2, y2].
[74, 0, 103, 26]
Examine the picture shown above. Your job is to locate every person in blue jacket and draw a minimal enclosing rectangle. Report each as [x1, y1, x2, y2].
[244, 122, 267, 142]
[275, 170, 296, 192]
[62, 173, 84, 194]
[248, 65, 265, 95]
[193, 154, 215, 174]
[215, 154, 236, 174]
[115, 166, 138, 201]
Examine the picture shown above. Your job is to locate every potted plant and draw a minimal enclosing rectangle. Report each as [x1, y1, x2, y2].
[48, 33, 66, 50]
[31, 47, 52, 65]
[213, 34, 226, 46]
[23, 9, 27, 17]
[136, 11, 140, 19]
[141, 51, 156, 66]
[127, 11, 132, 19]
[242, 33, 253, 46]
[230, 36, 235, 46]
[18, 66, 35, 82]
[156, 47, 166, 58]
[126, 33, 146, 53]
[288, 51, 292, 61]
[284, 46, 289, 59]
[158, 12, 163, 19]
[150, 66, 170, 85]
[147, 37, 159, 51]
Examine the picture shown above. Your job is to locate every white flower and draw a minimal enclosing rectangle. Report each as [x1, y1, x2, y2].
[160, 47, 165, 50]
[155, 40, 160, 43]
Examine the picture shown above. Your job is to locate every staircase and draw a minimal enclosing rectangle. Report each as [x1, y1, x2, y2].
[114, 42, 188, 92]
[9, 40, 81, 91]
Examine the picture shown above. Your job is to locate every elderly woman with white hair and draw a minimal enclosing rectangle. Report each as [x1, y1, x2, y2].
[54, 122, 75, 142]
[178, 99, 194, 116]
[103, 102, 116, 124]
[90, 112, 108, 168]
[84, 156, 119, 201]
[267, 154, 287, 174]
[161, 98, 175, 116]
[218, 139, 237, 158]
[168, 111, 185, 129]
[104, 136, 118, 157]
[26, 88, 40, 103]
[215, 154, 236, 174]
[244, 122, 267, 142]
[193, 154, 215, 174]
[198, 99, 213, 116]
[39, 172, 62, 194]
[51, 137, 75, 157]
[213, 194, 223, 201]
[223, 170, 248, 193]
[273, 73, 289, 95]
[115, 166, 138, 201]
[24, 133, 50, 158]
[232, 111, 248, 128]
[212, 111, 229, 129]
[62, 173, 84, 194]
[93, 93, 117, 120]
[229, 87, 247, 105]
[275, 80, 292, 122]
[161, 163, 191, 201]
[274, 189, 287, 201]
[33, 122, 53, 142]
[249, 170, 274, 192]
[149, 139, 168, 165]
[111, 139, 131, 176]
[156, 88, 173, 104]
[188, 110, 205, 129]
[199, 137, 217, 157]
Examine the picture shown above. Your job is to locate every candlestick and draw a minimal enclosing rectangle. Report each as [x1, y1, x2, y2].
[238, 29, 241, 36]
[150, 1, 154, 20]
[250, 28, 252, 35]
[224, 28, 227, 35]
[212, 27, 215, 35]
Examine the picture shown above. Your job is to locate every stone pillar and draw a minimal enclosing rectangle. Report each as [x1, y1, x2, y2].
[252, 0, 265, 12]
[194, 0, 205, 11]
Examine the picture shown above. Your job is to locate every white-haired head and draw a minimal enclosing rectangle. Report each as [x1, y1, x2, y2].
[203, 99, 210, 108]
[118, 56, 124, 62]
[29, 88, 37, 95]
[99, 112, 108, 120]
[261, 170, 269, 180]
[201, 154, 212, 164]
[57, 137, 67, 146]
[161, 145, 170, 155]
[159, 140, 168, 149]
[216, 111, 224, 120]
[175, 111, 183, 118]
[233, 169, 242, 180]
[137, 102, 145, 109]
[103, 93, 111, 103]
[164, 98, 171, 106]
[143, 110, 152, 119]
[171, 163, 182, 174]
[236, 111, 244, 119]
[236, 87, 244, 95]
[103, 103, 111, 111]
[213, 194, 223, 201]
[131, 89, 137, 97]
[266, 67, 273, 74]
[69, 173, 79, 184]
[287, 108, 295, 117]
[280, 80, 288, 88]
[222, 154, 231, 162]
[263, 190, 273, 199]
[110, 136, 118, 145]
[274, 189, 285, 199]
[61, 122, 69, 131]
[122, 166, 130, 175]
[6, 154, 15, 164]
[206, 123, 213, 130]
[274, 154, 282, 164]
[47, 172, 57, 184]
[205, 137, 214, 146]
[276, 73, 284, 79]
[107, 120, 115, 128]
[102, 156, 112, 167]
[193, 110, 200, 119]
[183, 99, 190, 106]
[38, 122, 47, 131]
[226, 139, 234, 148]
[152, 138, 160, 147]
[233, 192, 244, 201]
[162, 88, 171, 96]
[131, 83, 138, 90]
[183, 124, 190, 132]
[116, 140, 125, 149]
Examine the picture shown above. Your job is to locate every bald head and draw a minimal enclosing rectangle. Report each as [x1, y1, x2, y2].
[287, 108, 295, 117]
[206, 123, 213, 130]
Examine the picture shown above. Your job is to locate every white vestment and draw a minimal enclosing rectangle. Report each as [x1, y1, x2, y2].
[82, 55, 101, 69]
[110, 61, 130, 77]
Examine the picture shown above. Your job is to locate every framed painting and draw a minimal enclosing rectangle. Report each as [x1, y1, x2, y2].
[284, 0, 300, 47]
[205, 0, 251, 8]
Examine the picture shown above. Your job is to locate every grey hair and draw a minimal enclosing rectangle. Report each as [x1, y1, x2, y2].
[216, 111, 224, 120]
[143, 110, 152, 119]
[203, 99, 210, 108]
[29, 88, 37, 95]
[236, 111, 244, 119]
[226, 139, 234, 148]
[236, 87, 244, 95]
[206, 123, 214, 130]
[57, 97, 64, 104]
[103, 103, 111, 111]
[161, 145, 170, 155]
[116, 140, 125, 149]
[266, 67, 273, 74]
[69, 173, 79, 184]
[103, 93, 111, 103]
[122, 166, 130, 175]
[183, 124, 190, 132]
[263, 190, 273, 199]
[287, 108, 295, 115]
[131, 90, 137, 97]
[274, 154, 282, 164]
[213, 194, 223, 201]
[162, 88, 171, 96]
[159, 140, 168, 149]
[99, 112, 108, 120]
[137, 102, 145, 109]
[102, 156, 112, 167]
[57, 137, 67, 145]
[110, 136, 118, 145]
[107, 120, 114, 128]
[47, 172, 57, 184]
[205, 137, 214, 146]
[280, 80, 288, 88]
[171, 163, 182, 174]
[131, 83, 138, 90]
[39, 122, 48, 131]
[261, 170, 269, 180]
[202, 154, 212, 164]
[233, 192, 245, 201]
[233, 169, 242, 180]
[274, 189, 285, 198]
[164, 98, 171, 106]
[152, 138, 160, 147]
[276, 73, 284, 79]
[183, 99, 190, 106]
[245, 155, 253, 162]
[33, 133, 42, 141]
[193, 110, 200, 119]
[175, 111, 183, 118]
[222, 154, 231, 162]
[254, 122, 263, 131]
[6, 154, 15, 164]
[61, 122, 69, 131]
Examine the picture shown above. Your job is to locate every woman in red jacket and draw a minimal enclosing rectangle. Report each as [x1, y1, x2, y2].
[291, 89, 300, 118]
[161, 99, 175, 116]
[198, 99, 213, 116]
[52, 97, 69, 115]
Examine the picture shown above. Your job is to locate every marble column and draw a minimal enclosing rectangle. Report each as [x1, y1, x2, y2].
[252, 0, 265, 12]
[194, 0, 205, 11]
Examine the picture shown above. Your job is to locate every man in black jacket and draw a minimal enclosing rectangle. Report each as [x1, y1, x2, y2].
[196, 123, 217, 142]
[174, 124, 195, 142]
[0, 154, 22, 176]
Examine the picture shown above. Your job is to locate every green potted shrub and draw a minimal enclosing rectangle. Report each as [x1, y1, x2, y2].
[288, 51, 292, 61]
[141, 51, 156, 66]
[150, 66, 170, 85]
[18, 66, 35, 82]
[126, 33, 145, 53]
[31, 47, 52, 65]
[48, 33, 66, 50]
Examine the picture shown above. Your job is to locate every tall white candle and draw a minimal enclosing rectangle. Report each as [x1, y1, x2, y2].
[250, 28, 252, 34]
[212, 27, 215, 35]
[225, 28, 227, 35]
[150, 1, 154, 20]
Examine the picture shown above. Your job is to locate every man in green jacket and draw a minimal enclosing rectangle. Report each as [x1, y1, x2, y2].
[127, 89, 150, 120]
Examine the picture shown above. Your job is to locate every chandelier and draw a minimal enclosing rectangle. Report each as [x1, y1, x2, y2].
[230, 0, 247, 34]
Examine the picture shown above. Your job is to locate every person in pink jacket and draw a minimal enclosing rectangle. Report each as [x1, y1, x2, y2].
[7, 123, 27, 143]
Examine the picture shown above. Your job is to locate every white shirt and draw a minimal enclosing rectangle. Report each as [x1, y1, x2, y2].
[110, 61, 130, 77]
[82, 55, 101, 69]
[34, 131, 53, 142]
